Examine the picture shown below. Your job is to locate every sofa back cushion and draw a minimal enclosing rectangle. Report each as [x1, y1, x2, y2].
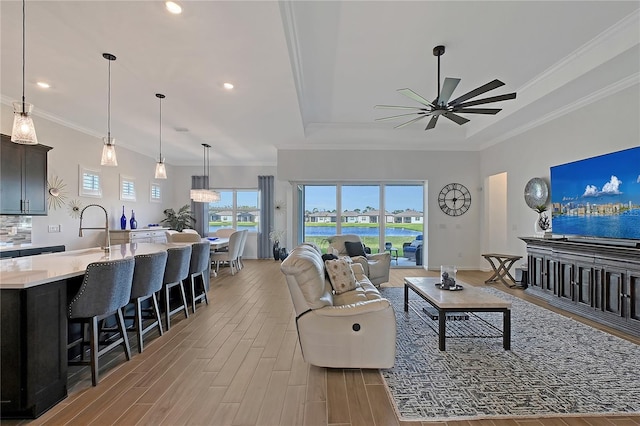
[280, 244, 333, 315]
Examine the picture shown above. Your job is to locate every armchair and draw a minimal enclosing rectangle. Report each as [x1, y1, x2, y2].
[326, 234, 391, 286]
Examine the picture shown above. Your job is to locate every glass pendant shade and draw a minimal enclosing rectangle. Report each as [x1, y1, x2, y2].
[154, 93, 167, 179]
[12, 0, 37, 145]
[100, 137, 118, 166]
[155, 160, 167, 179]
[190, 143, 220, 203]
[190, 189, 220, 203]
[11, 102, 38, 144]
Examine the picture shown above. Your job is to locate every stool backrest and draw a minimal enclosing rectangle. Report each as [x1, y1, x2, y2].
[131, 251, 168, 299]
[163, 245, 192, 284]
[68, 257, 135, 319]
[189, 242, 210, 275]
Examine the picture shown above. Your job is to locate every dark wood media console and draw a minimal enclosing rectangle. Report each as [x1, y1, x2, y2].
[520, 237, 640, 338]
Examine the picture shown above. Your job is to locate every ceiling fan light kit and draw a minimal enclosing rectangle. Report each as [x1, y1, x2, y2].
[375, 45, 517, 130]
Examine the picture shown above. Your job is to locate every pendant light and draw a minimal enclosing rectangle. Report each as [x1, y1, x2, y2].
[100, 53, 118, 166]
[154, 93, 167, 179]
[11, 0, 38, 145]
[190, 144, 220, 203]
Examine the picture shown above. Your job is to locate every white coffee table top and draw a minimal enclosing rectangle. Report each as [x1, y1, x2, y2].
[404, 277, 511, 309]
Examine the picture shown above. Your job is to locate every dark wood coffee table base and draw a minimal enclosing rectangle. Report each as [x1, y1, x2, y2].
[404, 277, 511, 351]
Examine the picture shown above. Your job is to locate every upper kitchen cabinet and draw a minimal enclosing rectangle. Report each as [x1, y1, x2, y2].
[1, 134, 52, 215]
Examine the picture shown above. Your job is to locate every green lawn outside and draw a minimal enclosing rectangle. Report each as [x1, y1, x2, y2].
[207, 221, 422, 257]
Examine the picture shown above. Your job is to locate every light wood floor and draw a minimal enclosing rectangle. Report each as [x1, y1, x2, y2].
[8, 260, 640, 425]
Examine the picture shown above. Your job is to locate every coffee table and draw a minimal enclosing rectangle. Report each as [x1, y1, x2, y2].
[404, 277, 511, 351]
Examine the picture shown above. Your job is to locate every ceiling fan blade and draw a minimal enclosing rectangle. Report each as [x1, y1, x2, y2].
[442, 112, 470, 125]
[452, 108, 502, 115]
[374, 104, 428, 111]
[397, 88, 435, 108]
[449, 79, 505, 106]
[375, 112, 428, 122]
[425, 115, 439, 130]
[437, 77, 460, 105]
[394, 114, 429, 129]
[454, 92, 517, 108]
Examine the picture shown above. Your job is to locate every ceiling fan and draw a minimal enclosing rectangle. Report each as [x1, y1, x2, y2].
[375, 45, 517, 130]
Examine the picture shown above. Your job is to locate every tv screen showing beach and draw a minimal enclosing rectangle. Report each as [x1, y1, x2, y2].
[550, 146, 640, 240]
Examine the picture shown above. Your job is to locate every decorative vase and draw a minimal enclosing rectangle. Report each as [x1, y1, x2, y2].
[535, 213, 549, 236]
[130, 210, 137, 230]
[273, 241, 280, 261]
[120, 206, 127, 230]
[279, 247, 288, 261]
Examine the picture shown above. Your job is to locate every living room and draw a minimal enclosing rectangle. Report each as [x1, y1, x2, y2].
[1, 1, 639, 424]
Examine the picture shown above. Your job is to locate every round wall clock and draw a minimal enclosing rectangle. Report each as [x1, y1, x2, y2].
[438, 183, 471, 216]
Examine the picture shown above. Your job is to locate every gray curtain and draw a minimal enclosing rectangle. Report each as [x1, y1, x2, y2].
[258, 175, 274, 259]
[191, 175, 208, 237]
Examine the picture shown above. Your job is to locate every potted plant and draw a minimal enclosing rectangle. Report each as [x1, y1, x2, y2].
[161, 204, 195, 231]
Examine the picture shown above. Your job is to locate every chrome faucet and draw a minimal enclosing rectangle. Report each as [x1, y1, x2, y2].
[78, 204, 111, 252]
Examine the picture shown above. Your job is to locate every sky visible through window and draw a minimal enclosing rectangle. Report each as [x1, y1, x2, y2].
[306, 185, 423, 212]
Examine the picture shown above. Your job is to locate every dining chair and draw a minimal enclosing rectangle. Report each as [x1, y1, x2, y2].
[210, 230, 243, 275]
[237, 229, 248, 269]
[168, 232, 201, 243]
[67, 257, 135, 386]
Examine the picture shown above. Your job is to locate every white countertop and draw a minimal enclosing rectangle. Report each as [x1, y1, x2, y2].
[0, 242, 188, 289]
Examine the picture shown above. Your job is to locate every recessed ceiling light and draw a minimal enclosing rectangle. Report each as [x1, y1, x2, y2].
[36, 81, 50, 89]
[223, 83, 234, 90]
[165, 1, 182, 14]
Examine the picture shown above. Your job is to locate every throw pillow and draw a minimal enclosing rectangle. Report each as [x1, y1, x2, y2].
[344, 241, 367, 257]
[324, 258, 357, 294]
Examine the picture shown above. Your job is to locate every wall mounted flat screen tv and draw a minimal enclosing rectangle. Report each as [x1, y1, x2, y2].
[550, 146, 640, 241]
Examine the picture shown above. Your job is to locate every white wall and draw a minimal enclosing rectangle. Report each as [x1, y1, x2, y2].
[278, 149, 482, 269]
[479, 83, 640, 261]
[1, 103, 175, 250]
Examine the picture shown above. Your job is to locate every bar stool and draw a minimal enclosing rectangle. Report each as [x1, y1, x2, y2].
[185, 242, 210, 313]
[163, 245, 192, 330]
[128, 251, 168, 353]
[67, 257, 135, 386]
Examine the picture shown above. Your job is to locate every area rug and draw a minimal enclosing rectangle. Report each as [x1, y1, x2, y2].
[379, 286, 640, 422]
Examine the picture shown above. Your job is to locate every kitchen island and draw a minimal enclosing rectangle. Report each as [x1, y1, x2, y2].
[0, 242, 190, 419]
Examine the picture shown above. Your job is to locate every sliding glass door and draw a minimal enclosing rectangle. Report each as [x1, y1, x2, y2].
[298, 183, 424, 265]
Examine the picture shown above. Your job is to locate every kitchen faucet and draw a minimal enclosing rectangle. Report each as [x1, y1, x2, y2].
[78, 204, 111, 252]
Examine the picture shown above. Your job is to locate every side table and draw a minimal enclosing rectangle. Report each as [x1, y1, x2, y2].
[481, 253, 523, 288]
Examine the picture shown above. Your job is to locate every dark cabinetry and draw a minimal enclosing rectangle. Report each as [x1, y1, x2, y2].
[1, 281, 68, 418]
[0, 134, 52, 215]
[521, 237, 640, 338]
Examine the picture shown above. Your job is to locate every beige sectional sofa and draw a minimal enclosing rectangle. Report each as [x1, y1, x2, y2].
[280, 243, 396, 369]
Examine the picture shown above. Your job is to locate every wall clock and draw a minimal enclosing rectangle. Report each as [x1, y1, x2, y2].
[438, 183, 471, 216]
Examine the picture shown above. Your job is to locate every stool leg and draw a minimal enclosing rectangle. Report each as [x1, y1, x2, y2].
[135, 298, 144, 353]
[164, 285, 172, 331]
[151, 292, 163, 337]
[116, 307, 132, 361]
[89, 317, 99, 386]
[178, 283, 190, 319]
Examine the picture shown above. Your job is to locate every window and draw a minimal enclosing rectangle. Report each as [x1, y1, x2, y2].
[208, 189, 259, 234]
[297, 183, 425, 261]
[119, 175, 136, 201]
[150, 182, 161, 203]
[78, 165, 102, 198]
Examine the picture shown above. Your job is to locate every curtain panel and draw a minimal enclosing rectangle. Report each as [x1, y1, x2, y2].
[191, 175, 208, 237]
[258, 175, 274, 259]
